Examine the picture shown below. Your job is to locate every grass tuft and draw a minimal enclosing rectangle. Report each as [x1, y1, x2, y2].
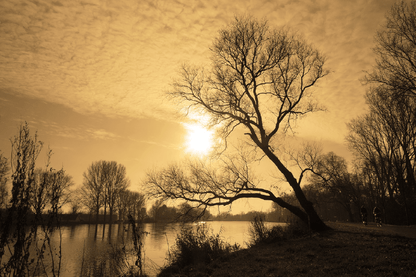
[248, 214, 311, 246]
[159, 224, 239, 276]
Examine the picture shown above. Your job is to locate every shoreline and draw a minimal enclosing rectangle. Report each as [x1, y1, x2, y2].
[158, 222, 416, 277]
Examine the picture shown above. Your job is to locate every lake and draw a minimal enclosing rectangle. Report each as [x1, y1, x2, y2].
[3, 221, 283, 276]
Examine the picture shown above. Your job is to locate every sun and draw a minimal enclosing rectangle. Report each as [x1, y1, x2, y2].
[184, 123, 214, 155]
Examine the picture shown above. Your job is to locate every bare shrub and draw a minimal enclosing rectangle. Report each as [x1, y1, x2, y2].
[249, 214, 311, 246]
[160, 224, 239, 275]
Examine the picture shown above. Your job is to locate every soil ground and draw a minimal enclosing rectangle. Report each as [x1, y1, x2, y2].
[160, 222, 416, 276]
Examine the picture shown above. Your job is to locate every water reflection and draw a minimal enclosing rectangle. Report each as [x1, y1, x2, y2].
[15, 221, 282, 276]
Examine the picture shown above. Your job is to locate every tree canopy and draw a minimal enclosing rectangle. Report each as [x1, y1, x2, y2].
[366, 0, 416, 97]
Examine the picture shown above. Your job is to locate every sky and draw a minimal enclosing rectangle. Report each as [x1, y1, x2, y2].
[0, 0, 401, 213]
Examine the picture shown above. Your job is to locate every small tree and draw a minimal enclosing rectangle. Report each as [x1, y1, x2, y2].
[0, 123, 65, 276]
[69, 194, 82, 214]
[47, 168, 74, 215]
[81, 161, 105, 222]
[0, 123, 43, 275]
[149, 16, 329, 231]
[80, 161, 129, 223]
[102, 161, 129, 224]
[308, 152, 362, 222]
[126, 191, 146, 221]
[31, 166, 74, 216]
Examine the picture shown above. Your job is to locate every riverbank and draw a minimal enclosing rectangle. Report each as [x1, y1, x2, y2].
[159, 222, 416, 276]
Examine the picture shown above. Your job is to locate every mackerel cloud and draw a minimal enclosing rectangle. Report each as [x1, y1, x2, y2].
[0, 0, 224, 118]
[0, 0, 396, 142]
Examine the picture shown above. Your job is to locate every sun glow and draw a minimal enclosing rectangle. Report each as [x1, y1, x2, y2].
[184, 123, 214, 155]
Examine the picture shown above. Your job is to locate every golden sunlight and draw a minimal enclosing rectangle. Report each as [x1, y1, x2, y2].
[184, 123, 214, 155]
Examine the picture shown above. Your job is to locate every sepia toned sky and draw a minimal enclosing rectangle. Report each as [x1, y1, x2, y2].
[0, 0, 400, 212]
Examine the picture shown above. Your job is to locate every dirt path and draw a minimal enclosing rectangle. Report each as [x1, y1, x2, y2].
[330, 221, 416, 239]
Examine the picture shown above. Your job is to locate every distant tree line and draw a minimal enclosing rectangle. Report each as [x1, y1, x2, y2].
[0, 125, 209, 225]
[273, 145, 415, 225]
[0, 125, 148, 225]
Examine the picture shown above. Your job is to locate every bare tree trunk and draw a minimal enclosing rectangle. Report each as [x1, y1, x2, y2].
[109, 207, 113, 225]
[103, 203, 107, 224]
[263, 148, 329, 231]
[95, 204, 99, 223]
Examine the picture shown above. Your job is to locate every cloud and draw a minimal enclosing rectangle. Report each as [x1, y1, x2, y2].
[85, 128, 120, 140]
[254, 0, 397, 143]
[47, 124, 120, 141]
[127, 137, 182, 150]
[0, 0, 232, 119]
[10, 118, 120, 141]
[0, 0, 398, 145]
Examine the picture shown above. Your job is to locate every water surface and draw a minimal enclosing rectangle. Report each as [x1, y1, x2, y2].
[8, 221, 283, 276]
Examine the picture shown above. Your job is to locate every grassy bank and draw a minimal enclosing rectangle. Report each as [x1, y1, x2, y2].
[160, 222, 416, 276]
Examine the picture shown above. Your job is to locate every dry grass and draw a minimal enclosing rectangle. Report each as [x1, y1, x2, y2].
[161, 222, 416, 276]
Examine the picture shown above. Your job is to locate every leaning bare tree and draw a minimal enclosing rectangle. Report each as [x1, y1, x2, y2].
[146, 17, 330, 231]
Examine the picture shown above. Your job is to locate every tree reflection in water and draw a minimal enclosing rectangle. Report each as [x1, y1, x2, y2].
[80, 221, 147, 277]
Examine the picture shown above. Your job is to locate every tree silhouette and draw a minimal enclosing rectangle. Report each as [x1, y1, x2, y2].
[347, 86, 416, 224]
[308, 152, 362, 222]
[81, 160, 129, 223]
[81, 161, 105, 222]
[149, 17, 330, 231]
[366, 0, 416, 97]
[0, 123, 65, 275]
